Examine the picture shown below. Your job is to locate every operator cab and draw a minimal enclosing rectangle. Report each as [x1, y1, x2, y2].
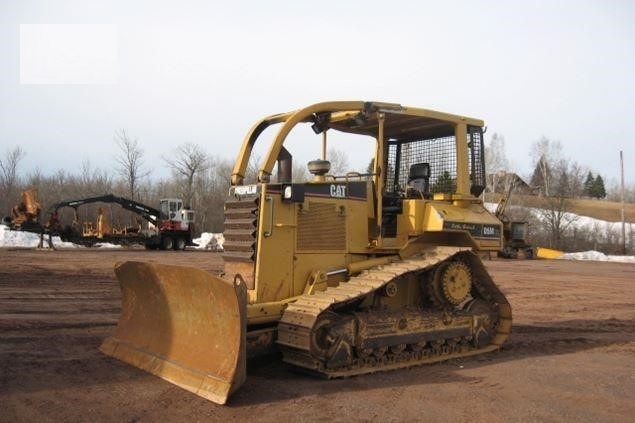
[159, 199, 195, 226]
[160, 199, 182, 220]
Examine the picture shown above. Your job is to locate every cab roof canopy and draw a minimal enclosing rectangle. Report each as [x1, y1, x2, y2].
[309, 101, 483, 141]
[233, 101, 484, 185]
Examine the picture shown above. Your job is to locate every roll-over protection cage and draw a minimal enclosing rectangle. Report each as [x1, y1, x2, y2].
[229, 101, 487, 203]
[385, 125, 486, 197]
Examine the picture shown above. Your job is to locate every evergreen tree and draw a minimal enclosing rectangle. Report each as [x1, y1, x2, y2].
[366, 158, 374, 174]
[592, 174, 606, 199]
[583, 171, 594, 197]
[432, 171, 456, 194]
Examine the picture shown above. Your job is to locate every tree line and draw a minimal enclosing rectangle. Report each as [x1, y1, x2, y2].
[1, 131, 633, 254]
[485, 134, 634, 254]
[0, 132, 236, 234]
[0, 130, 353, 235]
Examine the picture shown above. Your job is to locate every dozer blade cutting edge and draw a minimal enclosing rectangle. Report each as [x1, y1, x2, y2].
[100, 261, 247, 405]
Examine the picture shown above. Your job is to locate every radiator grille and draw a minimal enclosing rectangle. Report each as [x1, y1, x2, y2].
[223, 197, 258, 262]
[297, 202, 346, 251]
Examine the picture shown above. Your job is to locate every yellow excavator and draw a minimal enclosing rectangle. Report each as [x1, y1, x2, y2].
[101, 101, 512, 404]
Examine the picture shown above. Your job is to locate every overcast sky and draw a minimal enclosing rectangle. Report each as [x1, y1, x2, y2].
[1, 0, 634, 186]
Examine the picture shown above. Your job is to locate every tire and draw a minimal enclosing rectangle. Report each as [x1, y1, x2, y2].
[173, 238, 186, 251]
[161, 236, 173, 251]
[525, 247, 535, 260]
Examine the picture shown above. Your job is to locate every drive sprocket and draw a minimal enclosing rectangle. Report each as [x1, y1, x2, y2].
[431, 261, 472, 306]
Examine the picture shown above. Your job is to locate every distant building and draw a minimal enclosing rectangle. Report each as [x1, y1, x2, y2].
[486, 171, 536, 195]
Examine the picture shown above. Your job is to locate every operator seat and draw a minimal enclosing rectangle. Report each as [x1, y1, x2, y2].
[407, 163, 431, 198]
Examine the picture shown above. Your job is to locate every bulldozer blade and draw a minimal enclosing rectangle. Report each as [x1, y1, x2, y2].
[100, 261, 247, 405]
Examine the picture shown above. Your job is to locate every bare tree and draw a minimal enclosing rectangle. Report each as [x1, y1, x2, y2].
[565, 161, 587, 198]
[607, 179, 635, 203]
[326, 148, 350, 175]
[245, 153, 260, 184]
[530, 137, 562, 196]
[0, 146, 26, 213]
[196, 156, 233, 232]
[114, 129, 149, 200]
[485, 133, 510, 193]
[80, 159, 113, 197]
[163, 142, 210, 208]
[536, 159, 581, 249]
[292, 162, 310, 182]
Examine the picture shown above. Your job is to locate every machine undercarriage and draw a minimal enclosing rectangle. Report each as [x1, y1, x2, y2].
[278, 248, 511, 377]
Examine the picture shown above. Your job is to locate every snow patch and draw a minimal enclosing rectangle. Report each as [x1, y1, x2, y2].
[192, 232, 224, 251]
[559, 250, 635, 263]
[0, 224, 81, 249]
[93, 242, 122, 249]
[0, 223, 223, 251]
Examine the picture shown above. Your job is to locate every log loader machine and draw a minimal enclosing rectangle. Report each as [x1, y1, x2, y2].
[52, 194, 195, 250]
[101, 101, 512, 404]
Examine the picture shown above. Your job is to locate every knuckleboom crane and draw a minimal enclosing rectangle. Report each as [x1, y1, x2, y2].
[52, 194, 196, 250]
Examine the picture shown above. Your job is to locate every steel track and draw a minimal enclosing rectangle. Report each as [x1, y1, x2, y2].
[277, 247, 512, 377]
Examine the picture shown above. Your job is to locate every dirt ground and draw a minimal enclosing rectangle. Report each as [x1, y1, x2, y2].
[1, 248, 633, 422]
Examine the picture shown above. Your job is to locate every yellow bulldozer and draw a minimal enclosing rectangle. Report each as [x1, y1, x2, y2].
[101, 101, 512, 404]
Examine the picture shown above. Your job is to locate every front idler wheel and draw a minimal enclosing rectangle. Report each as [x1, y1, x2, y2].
[311, 313, 337, 359]
[310, 312, 355, 369]
[465, 298, 496, 347]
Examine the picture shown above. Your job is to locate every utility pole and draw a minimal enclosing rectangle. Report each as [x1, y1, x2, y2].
[620, 151, 626, 255]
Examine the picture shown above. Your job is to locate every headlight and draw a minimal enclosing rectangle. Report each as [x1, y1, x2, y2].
[281, 184, 304, 203]
[283, 185, 293, 200]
